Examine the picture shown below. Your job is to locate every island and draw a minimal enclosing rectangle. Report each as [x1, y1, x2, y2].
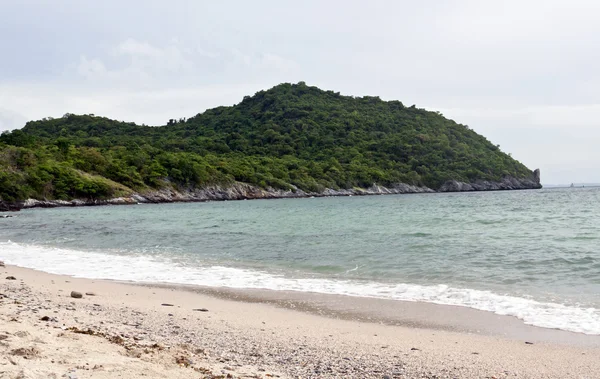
[0, 82, 540, 211]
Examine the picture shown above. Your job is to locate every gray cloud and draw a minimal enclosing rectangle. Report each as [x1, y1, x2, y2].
[1, 0, 599, 184]
[0, 109, 28, 132]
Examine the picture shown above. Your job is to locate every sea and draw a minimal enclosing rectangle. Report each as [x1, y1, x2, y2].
[1, 187, 599, 335]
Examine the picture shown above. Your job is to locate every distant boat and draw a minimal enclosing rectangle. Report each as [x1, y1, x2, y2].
[570, 183, 575, 188]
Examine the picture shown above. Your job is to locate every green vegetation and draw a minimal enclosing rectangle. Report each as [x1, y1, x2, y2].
[0, 82, 536, 202]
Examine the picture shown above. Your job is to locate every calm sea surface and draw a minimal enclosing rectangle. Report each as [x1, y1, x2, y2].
[1, 187, 599, 334]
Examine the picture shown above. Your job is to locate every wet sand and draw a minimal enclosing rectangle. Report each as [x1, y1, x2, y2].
[174, 285, 600, 347]
[1, 264, 600, 378]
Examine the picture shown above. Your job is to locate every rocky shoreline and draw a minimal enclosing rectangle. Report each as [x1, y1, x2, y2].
[0, 170, 541, 212]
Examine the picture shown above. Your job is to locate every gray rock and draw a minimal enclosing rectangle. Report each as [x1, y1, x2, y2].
[14, 170, 543, 212]
[533, 168, 541, 184]
[0, 200, 22, 212]
[438, 171, 542, 193]
[70, 291, 83, 299]
[14, 331, 30, 338]
[6, 276, 16, 280]
[439, 180, 473, 192]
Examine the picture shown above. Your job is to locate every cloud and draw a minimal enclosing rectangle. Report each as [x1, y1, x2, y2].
[0, 32, 301, 128]
[437, 104, 600, 129]
[70, 38, 298, 91]
[115, 38, 166, 58]
[0, 0, 599, 183]
[0, 81, 269, 127]
[261, 53, 299, 72]
[0, 109, 28, 132]
[74, 38, 194, 87]
[437, 104, 600, 184]
[76, 56, 108, 78]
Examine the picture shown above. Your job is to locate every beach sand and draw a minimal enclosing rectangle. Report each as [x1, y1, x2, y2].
[1, 264, 599, 378]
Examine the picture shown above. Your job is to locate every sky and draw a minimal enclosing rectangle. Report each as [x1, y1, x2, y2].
[1, 0, 599, 185]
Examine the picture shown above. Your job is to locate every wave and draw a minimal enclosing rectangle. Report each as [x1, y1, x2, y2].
[1, 241, 599, 335]
[404, 232, 432, 237]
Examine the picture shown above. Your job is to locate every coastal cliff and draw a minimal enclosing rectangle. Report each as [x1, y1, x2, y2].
[14, 182, 433, 210]
[2, 170, 541, 211]
[439, 169, 541, 192]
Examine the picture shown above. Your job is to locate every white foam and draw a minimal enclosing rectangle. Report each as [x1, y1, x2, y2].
[1, 241, 599, 335]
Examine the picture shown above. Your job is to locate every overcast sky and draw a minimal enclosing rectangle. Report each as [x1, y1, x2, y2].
[1, 0, 599, 184]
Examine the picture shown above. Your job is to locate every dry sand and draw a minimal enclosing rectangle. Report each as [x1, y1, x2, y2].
[1, 264, 599, 378]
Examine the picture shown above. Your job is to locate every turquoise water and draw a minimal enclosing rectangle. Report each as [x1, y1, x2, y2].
[1, 187, 600, 334]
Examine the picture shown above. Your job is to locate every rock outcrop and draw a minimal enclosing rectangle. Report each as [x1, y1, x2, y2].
[533, 168, 541, 184]
[134, 182, 434, 204]
[20, 197, 138, 209]
[13, 182, 435, 210]
[438, 170, 542, 192]
[4, 170, 542, 211]
[0, 200, 22, 212]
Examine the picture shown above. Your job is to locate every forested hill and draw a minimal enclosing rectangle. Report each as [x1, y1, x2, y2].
[0, 82, 540, 206]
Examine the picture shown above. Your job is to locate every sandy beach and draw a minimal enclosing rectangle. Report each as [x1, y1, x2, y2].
[1, 264, 599, 379]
